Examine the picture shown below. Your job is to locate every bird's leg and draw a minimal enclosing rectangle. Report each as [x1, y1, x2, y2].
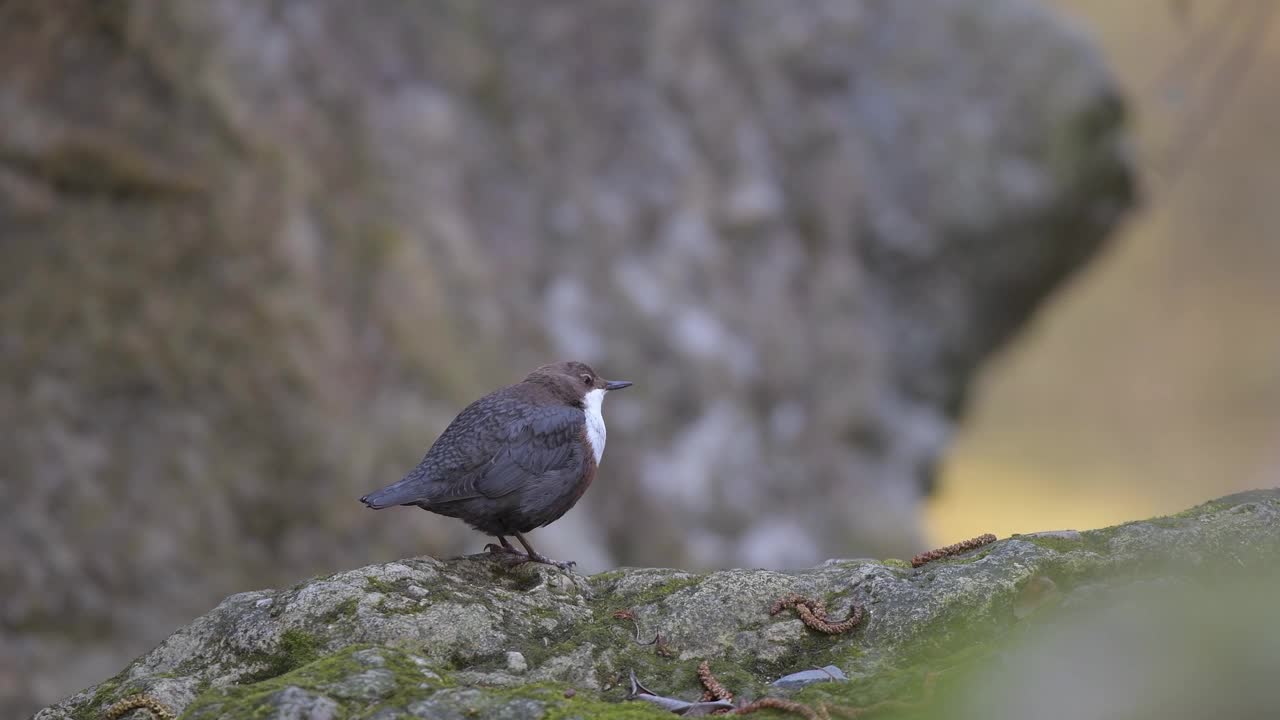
[513, 531, 576, 570]
[484, 535, 522, 557]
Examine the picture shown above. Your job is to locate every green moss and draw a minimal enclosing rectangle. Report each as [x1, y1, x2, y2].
[542, 696, 672, 719]
[70, 678, 122, 720]
[71, 662, 193, 720]
[747, 625, 861, 683]
[591, 569, 628, 584]
[518, 604, 695, 699]
[364, 648, 457, 714]
[787, 610, 1015, 719]
[881, 559, 912, 569]
[320, 597, 359, 624]
[527, 604, 563, 623]
[364, 575, 402, 594]
[1021, 526, 1120, 557]
[1171, 499, 1232, 519]
[180, 647, 673, 720]
[374, 597, 425, 615]
[521, 572, 879, 702]
[515, 570, 711, 684]
[183, 645, 451, 719]
[479, 682, 672, 720]
[604, 574, 706, 610]
[517, 632, 591, 674]
[239, 628, 324, 684]
[1136, 497, 1246, 529]
[546, 702, 672, 719]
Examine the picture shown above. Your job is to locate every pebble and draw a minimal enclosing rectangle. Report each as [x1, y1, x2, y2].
[506, 651, 528, 674]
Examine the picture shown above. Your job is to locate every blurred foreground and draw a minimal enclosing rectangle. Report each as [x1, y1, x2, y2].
[938, 574, 1280, 720]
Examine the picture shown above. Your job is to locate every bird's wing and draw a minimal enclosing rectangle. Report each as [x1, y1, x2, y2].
[361, 392, 515, 508]
[473, 405, 586, 499]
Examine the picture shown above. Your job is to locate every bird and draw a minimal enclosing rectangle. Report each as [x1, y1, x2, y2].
[359, 360, 632, 569]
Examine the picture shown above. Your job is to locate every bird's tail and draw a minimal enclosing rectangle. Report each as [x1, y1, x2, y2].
[359, 480, 423, 509]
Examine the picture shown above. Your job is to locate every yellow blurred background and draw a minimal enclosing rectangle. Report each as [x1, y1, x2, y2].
[930, 0, 1280, 542]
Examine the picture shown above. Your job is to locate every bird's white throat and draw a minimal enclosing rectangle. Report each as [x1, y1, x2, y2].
[583, 388, 607, 463]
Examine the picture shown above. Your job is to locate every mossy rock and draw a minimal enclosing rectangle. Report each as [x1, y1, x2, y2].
[36, 491, 1280, 719]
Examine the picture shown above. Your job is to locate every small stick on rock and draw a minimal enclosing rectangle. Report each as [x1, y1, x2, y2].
[102, 695, 176, 720]
[612, 608, 661, 645]
[733, 697, 826, 719]
[770, 593, 865, 634]
[697, 660, 734, 702]
[911, 533, 997, 568]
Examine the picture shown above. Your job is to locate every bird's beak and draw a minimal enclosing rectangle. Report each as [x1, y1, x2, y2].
[605, 380, 633, 391]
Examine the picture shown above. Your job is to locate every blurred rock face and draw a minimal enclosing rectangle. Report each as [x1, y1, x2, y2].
[0, 0, 1133, 714]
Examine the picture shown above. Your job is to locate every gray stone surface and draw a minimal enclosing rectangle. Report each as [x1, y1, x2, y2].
[265, 687, 340, 720]
[0, 0, 1134, 715]
[32, 491, 1278, 719]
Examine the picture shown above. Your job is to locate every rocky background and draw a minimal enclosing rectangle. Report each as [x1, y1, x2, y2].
[934, 0, 1280, 541]
[0, 0, 1133, 716]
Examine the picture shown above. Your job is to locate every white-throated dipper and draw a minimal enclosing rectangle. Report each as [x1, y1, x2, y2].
[359, 361, 632, 569]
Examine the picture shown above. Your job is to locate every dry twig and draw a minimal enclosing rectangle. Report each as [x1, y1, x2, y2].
[612, 608, 661, 645]
[697, 660, 734, 702]
[769, 593, 864, 634]
[102, 695, 176, 720]
[911, 533, 997, 568]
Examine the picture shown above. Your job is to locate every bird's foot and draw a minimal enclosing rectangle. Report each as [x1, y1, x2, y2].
[484, 543, 526, 565]
[524, 551, 576, 570]
[484, 544, 575, 570]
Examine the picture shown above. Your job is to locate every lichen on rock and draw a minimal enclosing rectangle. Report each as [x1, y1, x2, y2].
[34, 490, 1280, 719]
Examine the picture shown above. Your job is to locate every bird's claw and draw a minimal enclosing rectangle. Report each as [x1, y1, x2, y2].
[485, 545, 575, 570]
[483, 540, 576, 568]
[484, 544, 528, 567]
[530, 554, 576, 570]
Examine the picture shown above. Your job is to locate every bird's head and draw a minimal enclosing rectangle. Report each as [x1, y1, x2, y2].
[525, 361, 632, 406]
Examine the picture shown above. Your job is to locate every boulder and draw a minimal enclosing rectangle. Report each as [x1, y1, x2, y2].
[34, 491, 1279, 719]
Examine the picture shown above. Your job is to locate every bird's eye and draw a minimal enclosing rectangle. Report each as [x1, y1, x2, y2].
[581, 374, 592, 385]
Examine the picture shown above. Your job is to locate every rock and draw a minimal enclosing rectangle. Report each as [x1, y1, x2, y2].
[1020, 530, 1084, 541]
[32, 491, 1279, 719]
[1012, 575, 1063, 620]
[0, 0, 1135, 714]
[326, 669, 397, 702]
[262, 687, 340, 720]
